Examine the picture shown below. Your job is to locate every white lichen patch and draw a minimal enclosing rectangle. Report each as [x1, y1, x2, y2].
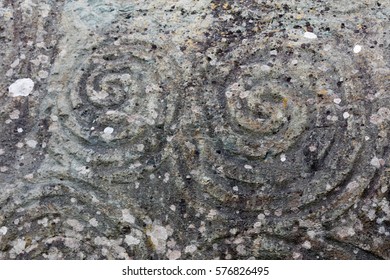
[163, 173, 170, 183]
[103, 126, 114, 135]
[66, 219, 84, 232]
[166, 250, 181, 260]
[343, 112, 350, 119]
[346, 181, 359, 191]
[15, 142, 24, 149]
[64, 238, 80, 249]
[9, 110, 20, 120]
[26, 139, 38, 148]
[146, 224, 169, 253]
[0, 226, 8, 235]
[11, 238, 26, 255]
[124, 235, 140, 246]
[37, 217, 49, 227]
[9, 78, 35, 97]
[236, 244, 246, 255]
[184, 244, 197, 254]
[121, 209, 135, 224]
[302, 240, 312, 249]
[38, 70, 49, 79]
[253, 221, 262, 228]
[353, 45, 362, 53]
[370, 156, 382, 168]
[11, 58, 20, 68]
[136, 144, 144, 152]
[336, 226, 356, 238]
[89, 218, 98, 227]
[0, 166, 9, 172]
[274, 209, 283, 217]
[303, 32, 317, 39]
[207, 209, 218, 220]
[333, 98, 341, 104]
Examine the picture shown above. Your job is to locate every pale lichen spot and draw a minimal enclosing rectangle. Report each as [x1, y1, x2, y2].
[89, 218, 98, 227]
[0, 226, 8, 235]
[9, 78, 35, 97]
[343, 112, 350, 119]
[166, 250, 181, 260]
[303, 32, 317, 39]
[121, 209, 135, 224]
[66, 219, 84, 232]
[353, 45, 362, 53]
[103, 127, 114, 135]
[184, 244, 197, 254]
[302, 240, 312, 249]
[146, 224, 168, 253]
[26, 139, 38, 148]
[125, 235, 140, 246]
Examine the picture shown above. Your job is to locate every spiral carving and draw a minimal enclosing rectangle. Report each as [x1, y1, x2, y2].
[53, 38, 181, 182]
[177, 34, 378, 222]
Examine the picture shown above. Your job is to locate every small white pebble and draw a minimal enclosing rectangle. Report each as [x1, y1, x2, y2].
[333, 98, 342, 104]
[343, 112, 350, 119]
[303, 32, 317, 39]
[17, 128, 23, 133]
[309, 145, 317, 152]
[270, 49, 278, 56]
[0, 149, 4, 155]
[244, 164, 253, 170]
[103, 127, 114, 135]
[291, 59, 298, 65]
[353, 45, 362, 53]
[232, 186, 239, 192]
[170, 205, 176, 211]
[280, 154, 286, 162]
[8, 78, 34, 97]
[365, 136, 370, 141]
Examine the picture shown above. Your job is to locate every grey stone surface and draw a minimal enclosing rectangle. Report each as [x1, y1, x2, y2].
[0, 0, 389, 259]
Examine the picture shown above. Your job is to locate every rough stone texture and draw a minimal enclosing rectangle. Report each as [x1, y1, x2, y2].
[0, 0, 389, 259]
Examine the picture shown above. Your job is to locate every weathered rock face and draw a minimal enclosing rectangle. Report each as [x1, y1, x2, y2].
[0, 0, 389, 259]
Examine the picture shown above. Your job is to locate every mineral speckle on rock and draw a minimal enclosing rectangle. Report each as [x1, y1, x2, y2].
[0, 0, 389, 260]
